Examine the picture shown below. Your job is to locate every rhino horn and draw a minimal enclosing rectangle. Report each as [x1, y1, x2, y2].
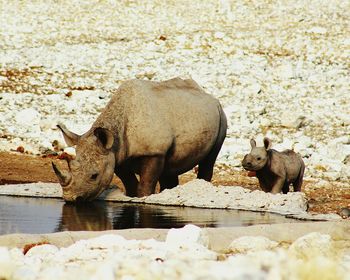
[57, 122, 80, 147]
[65, 157, 72, 170]
[52, 162, 72, 186]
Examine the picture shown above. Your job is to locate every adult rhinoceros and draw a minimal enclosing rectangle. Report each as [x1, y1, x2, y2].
[52, 78, 227, 202]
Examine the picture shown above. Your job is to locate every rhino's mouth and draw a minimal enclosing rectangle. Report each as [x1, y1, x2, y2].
[242, 163, 261, 171]
[63, 183, 107, 202]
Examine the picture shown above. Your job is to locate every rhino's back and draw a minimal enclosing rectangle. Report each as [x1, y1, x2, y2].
[274, 149, 304, 180]
[107, 78, 224, 172]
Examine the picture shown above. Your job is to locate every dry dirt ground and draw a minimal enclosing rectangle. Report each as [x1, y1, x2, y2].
[0, 151, 349, 216]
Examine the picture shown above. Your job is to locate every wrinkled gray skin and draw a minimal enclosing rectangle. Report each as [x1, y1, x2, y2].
[52, 78, 227, 202]
[242, 137, 305, 194]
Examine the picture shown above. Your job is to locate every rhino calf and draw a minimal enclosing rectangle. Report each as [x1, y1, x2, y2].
[242, 137, 305, 194]
[52, 78, 227, 202]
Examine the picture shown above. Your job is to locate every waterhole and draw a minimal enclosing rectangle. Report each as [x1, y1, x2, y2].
[0, 195, 298, 234]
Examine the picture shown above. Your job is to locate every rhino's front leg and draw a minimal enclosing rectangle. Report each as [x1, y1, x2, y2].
[138, 155, 165, 197]
[115, 166, 139, 197]
[271, 176, 286, 194]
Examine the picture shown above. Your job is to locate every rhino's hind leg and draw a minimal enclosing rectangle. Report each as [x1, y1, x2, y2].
[197, 113, 227, 182]
[282, 181, 290, 194]
[197, 141, 224, 181]
[159, 174, 179, 192]
[138, 156, 165, 197]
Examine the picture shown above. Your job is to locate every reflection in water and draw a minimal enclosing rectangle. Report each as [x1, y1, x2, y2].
[111, 204, 217, 229]
[58, 202, 113, 231]
[0, 196, 299, 234]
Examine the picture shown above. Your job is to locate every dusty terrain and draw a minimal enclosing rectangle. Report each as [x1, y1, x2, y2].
[1, 151, 349, 216]
[0, 0, 349, 219]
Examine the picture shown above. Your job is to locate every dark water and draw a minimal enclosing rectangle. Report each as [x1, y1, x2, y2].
[0, 195, 297, 234]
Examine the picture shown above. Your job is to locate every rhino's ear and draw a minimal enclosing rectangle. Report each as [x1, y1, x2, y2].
[94, 127, 114, 151]
[250, 139, 256, 149]
[263, 137, 272, 150]
[57, 123, 80, 147]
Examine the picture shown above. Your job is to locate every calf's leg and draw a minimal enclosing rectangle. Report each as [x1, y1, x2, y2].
[293, 163, 305, 192]
[271, 176, 285, 194]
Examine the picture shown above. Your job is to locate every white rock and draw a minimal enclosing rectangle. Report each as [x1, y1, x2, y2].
[15, 109, 41, 126]
[280, 112, 306, 129]
[166, 224, 209, 248]
[226, 255, 268, 279]
[12, 266, 39, 280]
[246, 82, 261, 94]
[307, 26, 327, 34]
[63, 146, 76, 156]
[83, 234, 127, 249]
[25, 244, 59, 258]
[214, 31, 225, 39]
[288, 232, 334, 260]
[276, 63, 295, 79]
[228, 236, 278, 253]
[91, 262, 115, 280]
[0, 247, 14, 279]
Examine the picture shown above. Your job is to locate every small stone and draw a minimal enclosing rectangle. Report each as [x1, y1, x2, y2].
[280, 112, 306, 129]
[340, 208, 350, 218]
[52, 139, 65, 151]
[214, 31, 225, 39]
[63, 147, 76, 156]
[15, 108, 41, 126]
[166, 224, 209, 247]
[307, 26, 327, 34]
[276, 64, 295, 79]
[228, 236, 278, 253]
[16, 146, 25, 153]
[24, 244, 58, 257]
[288, 232, 334, 260]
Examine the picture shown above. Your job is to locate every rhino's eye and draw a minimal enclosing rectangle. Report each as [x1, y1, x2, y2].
[257, 157, 261, 161]
[90, 173, 98, 180]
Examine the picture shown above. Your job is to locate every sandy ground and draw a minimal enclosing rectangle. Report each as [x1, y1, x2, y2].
[1, 151, 349, 216]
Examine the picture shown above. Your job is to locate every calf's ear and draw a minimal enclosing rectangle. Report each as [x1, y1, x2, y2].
[94, 127, 114, 151]
[250, 139, 256, 149]
[263, 137, 272, 150]
[57, 123, 80, 147]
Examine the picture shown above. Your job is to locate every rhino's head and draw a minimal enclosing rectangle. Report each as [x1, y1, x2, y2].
[52, 123, 116, 202]
[242, 137, 271, 171]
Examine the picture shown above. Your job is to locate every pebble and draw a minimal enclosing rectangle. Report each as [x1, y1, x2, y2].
[288, 232, 334, 260]
[340, 208, 350, 218]
[228, 236, 278, 253]
[166, 224, 209, 247]
[15, 109, 40, 126]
